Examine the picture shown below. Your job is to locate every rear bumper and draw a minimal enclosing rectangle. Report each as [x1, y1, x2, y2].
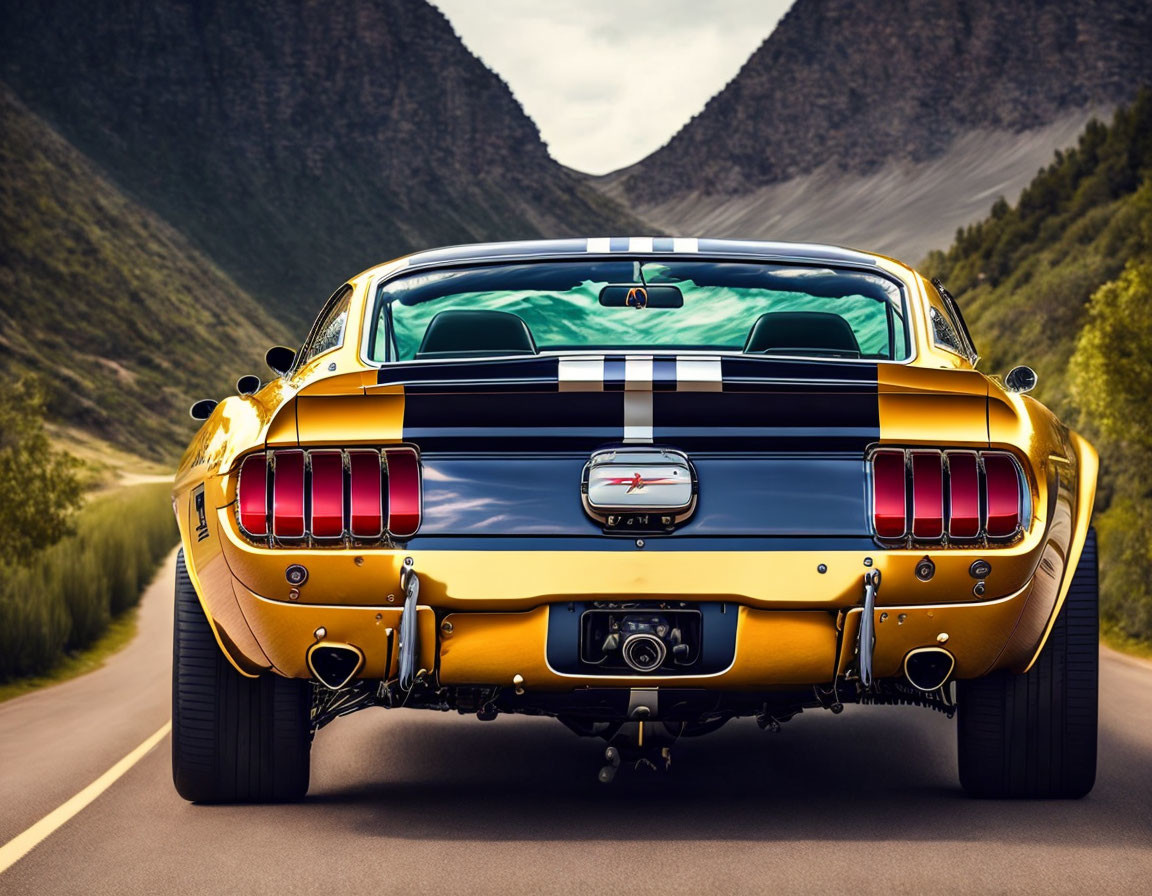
[219, 554, 1049, 689]
[178, 481, 1079, 688]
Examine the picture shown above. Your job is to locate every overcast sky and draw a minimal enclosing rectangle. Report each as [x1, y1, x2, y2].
[432, 1, 793, 175]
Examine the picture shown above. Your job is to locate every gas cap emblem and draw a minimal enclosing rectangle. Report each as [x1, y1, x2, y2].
[581, 447, 697, 533]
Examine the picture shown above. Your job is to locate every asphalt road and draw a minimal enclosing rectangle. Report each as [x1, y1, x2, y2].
[1, 550, 1150, 895]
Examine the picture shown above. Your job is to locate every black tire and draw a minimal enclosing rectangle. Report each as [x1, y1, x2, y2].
[957, 528, 1098, 798]
[172, 550, 312, 802]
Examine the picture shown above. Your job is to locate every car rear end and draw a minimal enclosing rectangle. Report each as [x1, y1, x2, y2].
[172, 240, 1098, 800]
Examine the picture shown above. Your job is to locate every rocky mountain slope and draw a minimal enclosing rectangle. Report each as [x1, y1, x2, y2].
[600, 0, 1152, 261]
[0, 0, 644, 326]
[0, 87, 288, 460]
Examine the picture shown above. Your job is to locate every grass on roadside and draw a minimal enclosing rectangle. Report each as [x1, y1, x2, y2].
[0, 606, 140, 703]
[1102, 627, 1152, 661]
[0, 481, 177, 683]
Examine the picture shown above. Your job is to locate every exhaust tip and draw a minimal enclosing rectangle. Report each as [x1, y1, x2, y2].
[903, 647, 955, 692]
[307, 641, 365, 690]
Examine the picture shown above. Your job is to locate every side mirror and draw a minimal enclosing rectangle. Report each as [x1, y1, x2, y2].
[236, 375, 262, 395]
[1004, 365, 1037, 394]
[189, 399, 218, 421]
[265, 345, 296, 376]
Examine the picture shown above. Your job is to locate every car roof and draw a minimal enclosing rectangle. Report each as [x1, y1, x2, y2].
[354, 237, 891, 281]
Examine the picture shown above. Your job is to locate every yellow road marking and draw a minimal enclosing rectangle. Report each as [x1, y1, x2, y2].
[0, 721, 171, 875]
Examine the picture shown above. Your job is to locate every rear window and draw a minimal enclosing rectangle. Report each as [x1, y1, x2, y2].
[367, 259, 909, 362]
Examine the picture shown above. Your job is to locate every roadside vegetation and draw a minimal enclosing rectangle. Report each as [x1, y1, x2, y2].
[0, 86, 288, 462]
[924, 89, 1152, 649]
[0, 381, 176, 682]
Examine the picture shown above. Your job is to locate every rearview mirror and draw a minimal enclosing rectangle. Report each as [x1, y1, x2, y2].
[265, 345, 296, 376]
[1004, 365, 1037, 394]
[599, 285, 683, 309]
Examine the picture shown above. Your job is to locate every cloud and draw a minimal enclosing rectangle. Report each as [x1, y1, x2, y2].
[432, 0, 793, 174]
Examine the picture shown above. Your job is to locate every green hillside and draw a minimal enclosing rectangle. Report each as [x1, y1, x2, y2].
[0, 0, 646, 328]
[924, 90, 1152, 646]
[0, 86, 290, 461]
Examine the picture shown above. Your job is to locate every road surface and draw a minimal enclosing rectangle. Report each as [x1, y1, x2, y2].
[1, 550, 1150, 894]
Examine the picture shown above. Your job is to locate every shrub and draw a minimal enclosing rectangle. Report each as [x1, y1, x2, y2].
[0, 481, 177, 681]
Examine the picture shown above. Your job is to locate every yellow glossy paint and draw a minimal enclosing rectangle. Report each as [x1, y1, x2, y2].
[174, 244, 1098, 693]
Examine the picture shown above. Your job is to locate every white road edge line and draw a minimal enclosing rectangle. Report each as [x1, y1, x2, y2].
[0, 720, 171, 875]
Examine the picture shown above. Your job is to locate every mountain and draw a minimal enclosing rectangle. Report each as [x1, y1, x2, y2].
[600, 0, 1152, 262]
[0, 87, 289, 461]
[0, 0, 645, 327]
[923, 92, 1152, 645]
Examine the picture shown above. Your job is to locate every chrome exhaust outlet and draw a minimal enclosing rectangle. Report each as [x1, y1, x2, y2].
[306, 641, 365, 690]
[621, 633, 667, 673]
[903, 647, 955, 692]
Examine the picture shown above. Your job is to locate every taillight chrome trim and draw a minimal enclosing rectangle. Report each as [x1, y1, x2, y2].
[271, 449, 307, 540]
[236, 453, 270, 538]
[869, 446, 1028, 546]
[308, 449, 346, 541]
[909, 450, 944, 540]
[945, 450, 981, 540]
[231, 445, 421, 546]
[384, 446, 423, 539]
[347, 449, 385, 540]
[869, 448, 908, 539]
[982, 452, 1025, 540]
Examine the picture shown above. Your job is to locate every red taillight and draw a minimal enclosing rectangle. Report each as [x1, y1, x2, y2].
[871, 448, 1024, 541]
[983, 453, 1022, 538]
[348, 450, 383, 538]
[236, 446, 419, 543]
[947, 452, 981, 539]
[237, 454, 268, 536]
[272, 450, 306, 538]
[910, 451, 943, 539]
[309, 450, 344, 538]
[872, 449, 907, 538]
[385, 447, 422, 538]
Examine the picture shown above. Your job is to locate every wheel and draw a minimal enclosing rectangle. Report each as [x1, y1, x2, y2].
[957, 528, 1098, 798]
[172, 550, 312, 802]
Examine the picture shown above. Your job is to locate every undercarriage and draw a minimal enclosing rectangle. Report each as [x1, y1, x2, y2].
[309, 673, 958, 781]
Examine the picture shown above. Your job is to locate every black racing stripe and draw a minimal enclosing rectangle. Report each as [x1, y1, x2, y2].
[404, 391, 623, 450]
[609, 236, 630, 252]
[652, 428, 879, 452]
[653, 356, 677, 391]
[377, 356, 559, 386]
[721, 357, 879, 384]
[603, 356, 626, 391]
[653, 380, 879, 451]
[404, 381, 557, 395]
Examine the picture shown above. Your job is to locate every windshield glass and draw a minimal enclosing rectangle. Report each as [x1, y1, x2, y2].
[367, 260, 909, 362]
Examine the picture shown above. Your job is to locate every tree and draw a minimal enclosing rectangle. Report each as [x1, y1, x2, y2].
[1071, 256, 1152, 641]
[0, 378, 83, 565]
[1071, 259, 1152, 452]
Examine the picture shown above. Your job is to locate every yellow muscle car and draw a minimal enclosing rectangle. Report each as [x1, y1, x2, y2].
[172, 238, 1098, 801]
